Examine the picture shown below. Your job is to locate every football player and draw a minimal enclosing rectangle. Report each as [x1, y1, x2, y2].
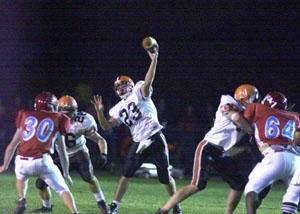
[91, 45, 182, 214]
[33, 95, 110, 214]
[231, 92, 300, 214]
[156, 84, 259, 214]
[0, 92, 78, 214]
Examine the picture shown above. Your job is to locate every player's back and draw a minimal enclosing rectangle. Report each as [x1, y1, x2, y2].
[16, 109, 70, 157]
[245, 103, 300, 146]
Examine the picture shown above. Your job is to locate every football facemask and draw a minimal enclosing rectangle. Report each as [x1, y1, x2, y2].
[114, 76, 134, 100]
[58, 95, 78, 118]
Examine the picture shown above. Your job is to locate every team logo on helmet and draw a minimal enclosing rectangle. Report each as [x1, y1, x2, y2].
[261, 92, 287, 110]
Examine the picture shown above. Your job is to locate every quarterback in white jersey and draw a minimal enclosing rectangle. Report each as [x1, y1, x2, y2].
[34, 95, 110, 214]
[109, 80, 163, 143]
[92, 45, 181, 214]
[157, 84, 259, 214]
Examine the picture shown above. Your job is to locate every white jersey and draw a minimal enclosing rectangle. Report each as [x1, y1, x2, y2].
[109, 81, 163, 142]
[204, 95, 246, 151]
[56, 111, 98, 156]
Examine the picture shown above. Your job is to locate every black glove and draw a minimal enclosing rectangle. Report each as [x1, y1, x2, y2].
[98, 153, 107, 167]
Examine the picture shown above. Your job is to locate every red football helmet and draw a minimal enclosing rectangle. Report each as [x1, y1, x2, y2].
[234, 84, 259, 106]
[261, 92, 287, 110]
[34, 92, 58, 112]
[58, 95, 78, 118]
[114, 76, 135, 99]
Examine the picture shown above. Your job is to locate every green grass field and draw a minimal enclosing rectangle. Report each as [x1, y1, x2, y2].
[0, 170, 285, 214]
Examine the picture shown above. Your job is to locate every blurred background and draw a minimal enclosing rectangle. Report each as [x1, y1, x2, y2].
[1, 2, 300, 177]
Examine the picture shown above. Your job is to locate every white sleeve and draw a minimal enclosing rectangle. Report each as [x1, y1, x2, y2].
[83, 113, 98, 137]
[109, 104, 122, 124]
[135, 80, 153, 100]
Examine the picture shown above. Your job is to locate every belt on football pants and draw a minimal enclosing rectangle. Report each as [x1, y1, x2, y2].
[19, 154, 48, 160]
[264, 150, 284, 156]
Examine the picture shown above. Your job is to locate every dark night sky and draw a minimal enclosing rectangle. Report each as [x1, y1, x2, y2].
[1, 2, 300, 116]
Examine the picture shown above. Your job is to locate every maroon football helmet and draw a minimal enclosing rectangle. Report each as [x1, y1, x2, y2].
[34, 92, 58, 112]
[261, 92, 287, 110]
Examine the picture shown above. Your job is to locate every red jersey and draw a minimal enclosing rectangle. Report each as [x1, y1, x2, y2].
[15, 109, 70, 157]
[244, 103, 300, 148]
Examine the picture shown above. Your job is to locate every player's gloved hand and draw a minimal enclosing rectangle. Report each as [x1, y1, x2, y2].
[64, 173, 73, 187]
[98, 153, 107, 167]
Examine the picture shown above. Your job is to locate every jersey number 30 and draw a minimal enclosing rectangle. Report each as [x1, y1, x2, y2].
[23, 116, 54, 143]
[265, 116, 295, 141]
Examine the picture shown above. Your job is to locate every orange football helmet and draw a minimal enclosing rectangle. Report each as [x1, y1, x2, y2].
[114, 76, 135, 99]
[234, 84, 259, 106]
[58, 95, 78, 118]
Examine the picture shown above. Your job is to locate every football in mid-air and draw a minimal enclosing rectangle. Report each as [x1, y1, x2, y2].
[142, 36, 158, 51]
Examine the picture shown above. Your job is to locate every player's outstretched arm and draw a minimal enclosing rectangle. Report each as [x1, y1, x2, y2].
[56, 136, 73, 186]
[91, 95, 119, 130]
[141, 46, 159, 98]
[0, 129, 21, 173]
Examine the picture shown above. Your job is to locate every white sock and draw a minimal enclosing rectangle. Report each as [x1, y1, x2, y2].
[94, 191, 105, 202]
[42, 200, 52, 208]
[112, 200, 120, 208]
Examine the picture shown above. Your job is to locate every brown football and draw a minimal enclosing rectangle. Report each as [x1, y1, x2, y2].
[142, 36, 158, 51]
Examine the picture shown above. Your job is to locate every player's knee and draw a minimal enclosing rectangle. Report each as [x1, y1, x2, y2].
[81, 173, 93, 182]
[157, 170, 171, 184]
[228, 179, 246, 192]
[196, 180, 207, 190]
[122, 167, 135, 178]
[158, 175, 170, 184]
[257, 185, 271, 200]
[35, 178, 48, 190]
[57, 189, 71, 197]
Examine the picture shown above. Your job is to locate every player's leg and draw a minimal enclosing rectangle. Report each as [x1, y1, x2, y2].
[244, 152, 288, 214]
[14, 156, 30, 214]
[156, 184, 199, 214]
[40, 155, 78, 214]
[32, 156, 63, 212]
[75, 151, 110, 213]
[157, 140, 211, 213]
[225, 189, 243, 214]
[282, 158, 300, 214]
[211, 153, 247, 214]
[32, 178, 53, 212]
[110, 141, 145, 213]
[60, 191, 77, 213]
[15, 179, 29, 214]
[151, 132, 182, 214]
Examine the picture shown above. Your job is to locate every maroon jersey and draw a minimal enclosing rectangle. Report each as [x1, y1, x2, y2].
[244, 103, 300, 148]
[15, 109, 70, 157]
